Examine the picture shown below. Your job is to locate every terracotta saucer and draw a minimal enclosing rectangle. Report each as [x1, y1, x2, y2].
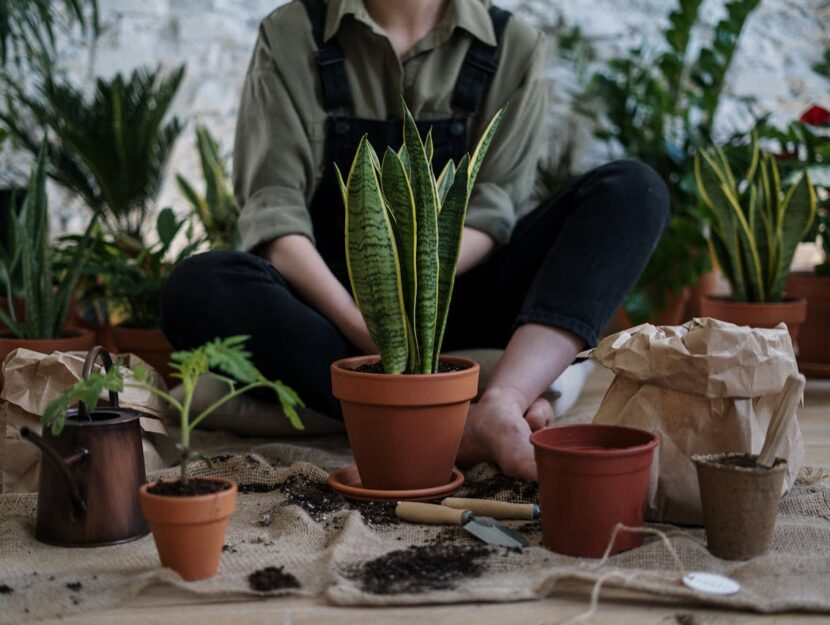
[798, 360, 830, 379]
[327, 466, 465, 502]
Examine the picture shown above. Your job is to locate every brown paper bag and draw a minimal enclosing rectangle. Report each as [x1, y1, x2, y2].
[585, 318, 804, 525]
[0, 348, 169, 493]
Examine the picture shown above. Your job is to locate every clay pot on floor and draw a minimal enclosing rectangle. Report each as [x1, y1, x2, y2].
[617, 287, 691, 329]
[0, 329, 95, 387]
[530, 424, 658, 558]
[330, 355, 479, 491]
[693, 453, 787, 560]
[686, 271, 718, 319]
[139, 478, 237, 580]
[112, 326, 174, 387]
[699, 296, 807, 348]
[785, 272, 830, 377]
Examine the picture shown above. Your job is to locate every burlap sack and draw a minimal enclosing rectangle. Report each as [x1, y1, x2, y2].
[0, 348, 169, 493]
[586, 318, 804, 525]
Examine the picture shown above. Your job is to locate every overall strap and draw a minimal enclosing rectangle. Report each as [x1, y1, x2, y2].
[451, 5, 512, 114]
[300, 0, 353, 112]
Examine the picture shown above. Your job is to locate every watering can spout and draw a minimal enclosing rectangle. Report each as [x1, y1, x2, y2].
[20, 426, 88, 515]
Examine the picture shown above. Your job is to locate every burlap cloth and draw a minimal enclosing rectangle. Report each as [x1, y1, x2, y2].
[1, 440, 829, 624]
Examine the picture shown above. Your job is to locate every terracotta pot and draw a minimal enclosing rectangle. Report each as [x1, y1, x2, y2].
[330, 355, 479, 491]
[693, 453, 787, 560]
[786, 272, 830, 374]
[0, 329, 95, 387]
[699, 296, 807, 348]
[530, 424, 658, 558]
[139, 478, 237, 580]
[686, 270, 718, 319]
[112, 326, 174, 386]
[617, 287, 691, 329]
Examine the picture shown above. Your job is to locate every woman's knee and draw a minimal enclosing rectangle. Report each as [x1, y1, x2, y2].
[592, 160, 671, 234]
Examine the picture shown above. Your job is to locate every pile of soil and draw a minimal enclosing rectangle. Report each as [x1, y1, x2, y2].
[459, 473, 537, 502]
[352, 361, 467, 374]
[350, 500, 400, 526]
[345, 544, 492, 594]
[146, 478, 232, 497]
[0, 584, 13, 594]
[279, 475, 343, 520]
[247, 566, 301, 592]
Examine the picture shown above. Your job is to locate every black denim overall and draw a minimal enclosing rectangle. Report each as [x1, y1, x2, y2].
[299, 0, 512, 285]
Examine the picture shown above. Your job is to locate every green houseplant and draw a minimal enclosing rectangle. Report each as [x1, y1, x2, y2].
[0, 143, 96, 364]
[695, 134, 817, 345]
[45, 335, 303, 580]
[329, 101, 501, 492]
[176, 125, 240, 250]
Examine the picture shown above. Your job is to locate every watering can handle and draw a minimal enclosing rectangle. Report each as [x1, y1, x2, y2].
[78, 346, 120, 421]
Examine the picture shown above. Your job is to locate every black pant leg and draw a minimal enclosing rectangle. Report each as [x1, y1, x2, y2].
[160, 250, 357, 417]
[443, 160, 669, 351]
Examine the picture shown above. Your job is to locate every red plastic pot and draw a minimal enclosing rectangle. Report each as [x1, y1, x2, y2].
[531, 424, 658, 558]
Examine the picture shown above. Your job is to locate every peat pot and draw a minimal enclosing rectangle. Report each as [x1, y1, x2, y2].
[531, 424, 658, 558]
[330, 355, 479, 491]
[20, 346, 148, 546]
[139, 478, 237, 580]
[693, 453, 787, 561]
[699, 296, 807, 349]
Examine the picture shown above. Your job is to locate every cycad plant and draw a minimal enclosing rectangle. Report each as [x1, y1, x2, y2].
[336, 101, 502, 374]
[176, 125, 240, 250]
[1, 66, 185, 244]
[0, 142, 95, 339]
[695, 135, 817, 302]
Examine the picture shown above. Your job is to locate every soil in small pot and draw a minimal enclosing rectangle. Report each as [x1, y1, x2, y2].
[146, 478, 233, 497]
[247, 566, 301, 592]
[351, 360, 469, 374]
[713, 453, 786, 470]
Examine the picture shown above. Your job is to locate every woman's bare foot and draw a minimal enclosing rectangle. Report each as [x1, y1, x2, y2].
[457, 387, 538, 481]
[525, 397, 555, 431]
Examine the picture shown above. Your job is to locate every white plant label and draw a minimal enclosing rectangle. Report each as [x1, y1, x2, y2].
[683, 572, 741, 595]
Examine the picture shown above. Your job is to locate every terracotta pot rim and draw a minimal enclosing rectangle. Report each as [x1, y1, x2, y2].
[331, 354, 479, 380]
[530, 424, 658, 458]
[692, 453, 788, 476]
[788, 271, 830, 280]
[701, 296, 807, 308]
[0, 328, 94, 342]
[139, 477, 237, 502]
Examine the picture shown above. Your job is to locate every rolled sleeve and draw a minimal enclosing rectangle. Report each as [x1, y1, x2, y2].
[465, 182, 515, 246]
[238, 187, 314, 251]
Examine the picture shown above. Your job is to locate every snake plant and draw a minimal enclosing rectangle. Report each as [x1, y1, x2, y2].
[695, 135, 817, 302]
[336, 101, 503, 374]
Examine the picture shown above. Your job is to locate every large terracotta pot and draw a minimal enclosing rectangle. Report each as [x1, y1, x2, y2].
[139, 478, 237, 580]
[786, 272, 830, 376]
[686, 271, 719, 319]
[699, 296, 807, 348]
[617, 287, 691, 329]
[330, 355, 479, 491]
[0, 329, 95, 387]
[112, 326, 174, 386]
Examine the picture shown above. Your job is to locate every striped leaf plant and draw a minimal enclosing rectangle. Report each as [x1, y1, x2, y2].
[336, 101, 503, 374]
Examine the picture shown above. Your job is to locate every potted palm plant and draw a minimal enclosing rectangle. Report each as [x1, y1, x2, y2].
[0, 144, 95, 371]
[330, 102, 501, 492]
[696, 135, 817, 346]
[46, 335, 303, 580]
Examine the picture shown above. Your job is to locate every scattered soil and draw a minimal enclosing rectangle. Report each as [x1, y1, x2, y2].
[247, 566, 301, 592]
[675, 614, 698, 625]
[0, 584, 12, 594]
[351, 500, 400, 526]
[238, 482, 281, 493]
[459, 473, 537, 502]
[147, 478, 232, 497]
[279, 475, 343, 520]
[66, 582, 82, 592]
[345, 544, 492, 594]
[351, 360, 468, 374]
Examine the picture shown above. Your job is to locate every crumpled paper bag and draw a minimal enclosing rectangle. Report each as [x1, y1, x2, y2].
[584, 318, 804, 525]
[0, 348, 169, 493]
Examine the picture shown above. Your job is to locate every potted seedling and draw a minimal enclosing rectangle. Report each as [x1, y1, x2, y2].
[329, 101, 502, 493]
[46, 335, 303, 580]
[0, 143, 96, 370]
[696, 134, 817, 346]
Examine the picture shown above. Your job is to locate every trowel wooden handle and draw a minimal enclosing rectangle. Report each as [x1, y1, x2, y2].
[441, 498, 538, 520]
[395, 502, 466, 526]
[757, 373, 806, 469]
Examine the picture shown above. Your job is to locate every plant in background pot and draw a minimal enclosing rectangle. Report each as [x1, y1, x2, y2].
[329, 101, 502, 493]
[0, 143, 96, 370]
[696, 134, 817, 345]
[46, 335, 303, 580]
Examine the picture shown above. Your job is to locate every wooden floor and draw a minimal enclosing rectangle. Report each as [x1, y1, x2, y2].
[32, 368, 830, 625]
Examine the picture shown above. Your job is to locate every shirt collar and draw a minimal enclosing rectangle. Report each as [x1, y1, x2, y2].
[323, 0, 497, 47]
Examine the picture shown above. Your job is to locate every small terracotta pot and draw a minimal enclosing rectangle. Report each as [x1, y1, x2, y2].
[112, 326, 174, 386]
[699, 296, 807, 348]
[330, 355, 479, 491]
[531, 424, 658, 558]
[0, 330, 95, 387]
[139, 478, 237, 580]
[693, 453, 787, 560]
[786, 273, 830, 375]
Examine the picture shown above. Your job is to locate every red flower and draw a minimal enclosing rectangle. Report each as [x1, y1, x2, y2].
[800, 104, 830, 126]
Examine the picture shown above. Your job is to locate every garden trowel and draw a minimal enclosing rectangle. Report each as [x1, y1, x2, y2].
[395, 502, 528, 548]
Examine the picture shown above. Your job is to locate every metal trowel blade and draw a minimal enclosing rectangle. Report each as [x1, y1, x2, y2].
[463, 514, 528, 548]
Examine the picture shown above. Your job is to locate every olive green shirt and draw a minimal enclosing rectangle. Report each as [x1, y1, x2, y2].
[234, 0, 547, 252]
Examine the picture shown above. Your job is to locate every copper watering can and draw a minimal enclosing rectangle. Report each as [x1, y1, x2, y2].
[20, 346, 149, 547]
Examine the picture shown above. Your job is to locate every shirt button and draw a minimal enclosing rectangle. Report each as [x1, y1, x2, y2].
[449, 121, 465, 136]
[334, 120, 350, 135]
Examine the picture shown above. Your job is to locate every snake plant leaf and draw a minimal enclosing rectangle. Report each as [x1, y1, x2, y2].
[344, 136, 408, 373]
[425, 129, 434, 166]
[402, 102, 439, 373]
[467, 108, 505, 192]
[381, 148, 420, 371]
[433, 154, 470, 370]
[769, 171, 816, 300]
[436, 160, 456, 207]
